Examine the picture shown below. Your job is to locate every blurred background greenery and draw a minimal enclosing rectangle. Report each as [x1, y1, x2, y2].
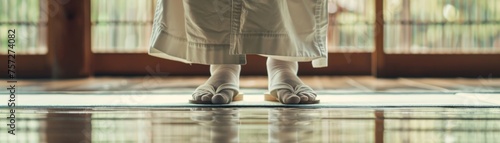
[1, 0, 499, 54]
[0, 0, 46, 55]
[91, 0, 153, 53]
[329, 0, 500, 53]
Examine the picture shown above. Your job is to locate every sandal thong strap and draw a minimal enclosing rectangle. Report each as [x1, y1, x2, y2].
[215, 83, 240, 103]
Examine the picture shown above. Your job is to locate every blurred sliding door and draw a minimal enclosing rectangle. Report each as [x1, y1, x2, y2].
[0, 0, 50, 78]
[0, 1, 46, 141]
[374, 0, 500, 77]
[91, 0, 214, 75]
[326, 0, 375, 75]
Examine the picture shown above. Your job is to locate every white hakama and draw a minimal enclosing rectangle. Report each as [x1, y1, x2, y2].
[149, 0, 328, 68]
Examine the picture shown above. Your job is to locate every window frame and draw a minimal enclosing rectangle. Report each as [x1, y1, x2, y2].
[0, 0, 92, 78]
[372, 0, 500, 77]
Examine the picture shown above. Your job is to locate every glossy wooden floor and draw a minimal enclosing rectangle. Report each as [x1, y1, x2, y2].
[0, 76, 499, 142]
[1, 108, 499, 143]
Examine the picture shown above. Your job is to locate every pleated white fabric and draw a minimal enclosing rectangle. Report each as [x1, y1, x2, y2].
[149, 0, 329, 68]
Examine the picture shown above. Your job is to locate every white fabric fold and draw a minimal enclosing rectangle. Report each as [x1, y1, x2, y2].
[149, 0, 329, 68]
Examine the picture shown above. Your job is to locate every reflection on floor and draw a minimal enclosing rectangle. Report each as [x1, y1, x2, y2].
[0, 108, 499, 143]
[0, 76, 499, 142]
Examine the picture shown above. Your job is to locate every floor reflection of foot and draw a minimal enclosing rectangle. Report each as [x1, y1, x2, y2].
[269, 108, 318, 143]
[267, 58, 317, 104]
[190, 108, 240, 143]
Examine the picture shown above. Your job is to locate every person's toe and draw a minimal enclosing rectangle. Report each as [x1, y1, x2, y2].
[305, 93, 316, 101]
[192, 93, 201, 101]
[212, 94, 228, 104]
[298, 93, 309, 102]
[201, 93, 213, 101]
[277, 90, 300, 104]
[193, 92, 208, 101]
[212, 90, 234, 104]
[284, 95, 300, 104]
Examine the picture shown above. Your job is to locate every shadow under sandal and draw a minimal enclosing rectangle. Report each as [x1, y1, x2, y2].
[190, 83, 243, 104]
[265, 84, 320, 104]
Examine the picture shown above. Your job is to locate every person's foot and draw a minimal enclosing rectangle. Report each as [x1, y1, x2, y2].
[192, 65, 240, 104]
[267, 58, 317, 104]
